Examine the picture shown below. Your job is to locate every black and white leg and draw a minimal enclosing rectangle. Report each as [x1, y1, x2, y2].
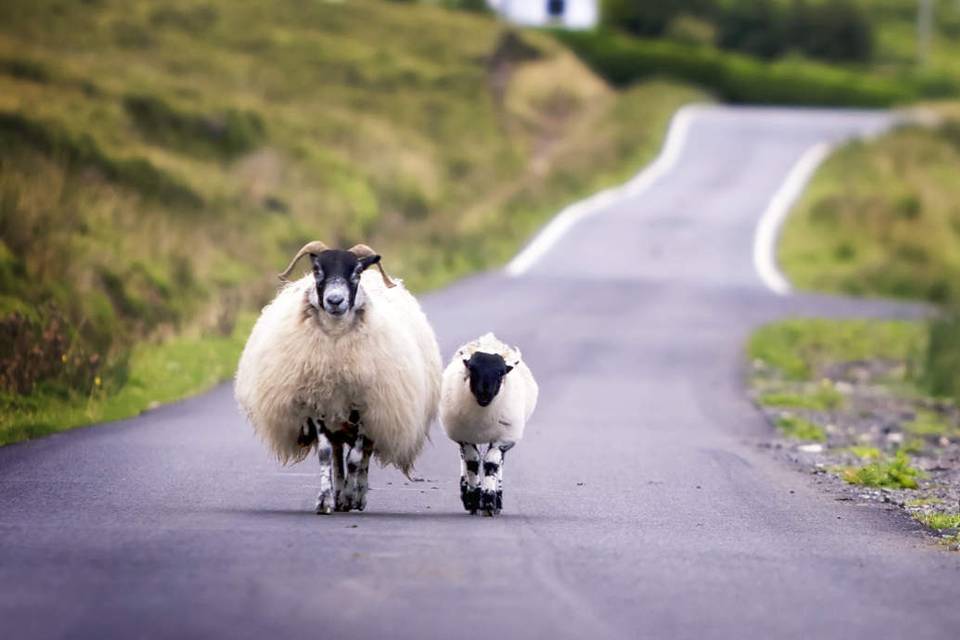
[458, 443, 481, 514]
[480, 440, 514, 516]
[341, 433, 373, 511]
[331, 436, 346, 512]
[314, 419, 341, 515]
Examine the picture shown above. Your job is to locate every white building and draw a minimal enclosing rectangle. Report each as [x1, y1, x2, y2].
[486, 0, 599, 30]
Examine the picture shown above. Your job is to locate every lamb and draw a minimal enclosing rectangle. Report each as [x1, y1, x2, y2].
[440, 333, 538, 516]
[234, 241, 442, 514]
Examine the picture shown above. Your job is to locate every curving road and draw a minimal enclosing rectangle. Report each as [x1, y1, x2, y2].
[2, 106, 958, 639]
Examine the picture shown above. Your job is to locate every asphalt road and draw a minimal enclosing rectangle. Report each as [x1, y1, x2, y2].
[2, 107, 958, 640]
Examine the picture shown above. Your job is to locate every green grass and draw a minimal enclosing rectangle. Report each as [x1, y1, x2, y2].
[748, 318, 924, 381]
[780, 110, 960, 304]
[774, 415, 827, 442]
[759, 379, 844, 410]
[0, 314, 252, 445]
[0, 0, 706, 445]
[842, 451, 921, 489]
[916, 512, 960, 531]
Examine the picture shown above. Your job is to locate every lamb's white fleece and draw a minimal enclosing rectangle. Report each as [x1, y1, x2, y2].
[440, 333, 538, 445]
[235, 271, 441, 474]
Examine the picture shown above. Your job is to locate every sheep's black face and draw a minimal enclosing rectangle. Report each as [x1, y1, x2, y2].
[464, 352, 513, 407]
[309, 250, 381, 317]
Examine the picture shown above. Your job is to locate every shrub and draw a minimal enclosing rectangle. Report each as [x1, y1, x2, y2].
[553, 29, 922, 107]
[922, 310, 960, 403]
[603, 0, 716, 38]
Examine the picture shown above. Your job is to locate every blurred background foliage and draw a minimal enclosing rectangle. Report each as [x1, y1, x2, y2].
[563, 0, 960, 105]
[3, 0, 960, 439]
[0, 0, 702, 440]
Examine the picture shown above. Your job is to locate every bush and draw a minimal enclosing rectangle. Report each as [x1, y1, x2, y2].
[603, 0, 716, 38]
[923, 310, 960, 403]
[716, 0, 873, 63]
[605, 0, 873, 64]
[553, 29, 923, 107]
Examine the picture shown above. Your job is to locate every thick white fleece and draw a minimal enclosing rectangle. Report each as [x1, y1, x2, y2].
[234, 271, 441, 474]
[440, 333, 538, 445]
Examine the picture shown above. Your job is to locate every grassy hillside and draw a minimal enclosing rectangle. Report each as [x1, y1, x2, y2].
[780, 104, 960, 303]
[0, 0, 705, 444]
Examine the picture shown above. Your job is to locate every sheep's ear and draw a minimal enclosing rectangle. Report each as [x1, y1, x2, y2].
[357, 254, 381, 271]
[462, 358, 471, 369]
[504, 365, 514, 375]
[309, 254, 324, 279]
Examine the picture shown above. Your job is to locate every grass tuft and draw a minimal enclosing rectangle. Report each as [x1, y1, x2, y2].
[916, 512, 960, 531]
[842, 451, 921, 489]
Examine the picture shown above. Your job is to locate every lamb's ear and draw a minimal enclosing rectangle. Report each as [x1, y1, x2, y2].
[462, 358, 471, 369]
[504, 365, 514, 375]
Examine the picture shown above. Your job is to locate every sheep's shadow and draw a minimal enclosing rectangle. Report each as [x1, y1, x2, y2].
[213, 507, 529, 522]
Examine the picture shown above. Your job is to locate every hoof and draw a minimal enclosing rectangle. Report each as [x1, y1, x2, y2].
[479, 490, 500, 516]
[316, 491, 335, 515]
[461, 486, 481, 513]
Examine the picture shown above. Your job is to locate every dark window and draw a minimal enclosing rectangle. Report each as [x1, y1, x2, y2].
[547, 0, 565, 18]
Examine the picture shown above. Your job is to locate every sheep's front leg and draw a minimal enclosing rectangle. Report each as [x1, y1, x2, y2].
[341, 432, 373, 511]
[480, 441, 514, 516]
[458, 443, 481, 514]
[314, 421, 343, 515]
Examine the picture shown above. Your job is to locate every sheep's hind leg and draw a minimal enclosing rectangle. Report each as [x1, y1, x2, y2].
[341, 432, 373, 511]
[459, 443, 481, 514]
[480, 441, 514, 516]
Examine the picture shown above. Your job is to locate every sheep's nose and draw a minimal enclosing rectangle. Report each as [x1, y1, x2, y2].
[326, 294, 345, 306]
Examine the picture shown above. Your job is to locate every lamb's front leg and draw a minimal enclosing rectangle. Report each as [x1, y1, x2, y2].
[459, 443, 481, 514]
[341, 432, 373, 511]
[480, 440, 514, 516]
[314, 420, 343, 515]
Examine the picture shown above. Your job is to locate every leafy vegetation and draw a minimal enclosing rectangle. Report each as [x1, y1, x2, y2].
[0, 0, 705, 444]
[553, 28, 924, 107]
[842, 451, 921, 489]
[604, 0, 875, 63]
[922, 309, 960, 402]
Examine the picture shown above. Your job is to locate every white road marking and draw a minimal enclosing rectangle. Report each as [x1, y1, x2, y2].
[752, 142, 833, 296]
[504, 104, 707, 277]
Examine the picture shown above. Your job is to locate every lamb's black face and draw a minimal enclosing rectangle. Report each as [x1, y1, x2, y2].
[464, 352, 513, 407]
[310, 250, 381, 317]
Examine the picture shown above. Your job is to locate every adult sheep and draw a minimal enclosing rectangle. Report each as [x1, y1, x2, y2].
[235, 241, 442, 514]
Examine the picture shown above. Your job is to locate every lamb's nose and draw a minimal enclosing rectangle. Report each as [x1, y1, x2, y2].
[326, 294, 344, 306]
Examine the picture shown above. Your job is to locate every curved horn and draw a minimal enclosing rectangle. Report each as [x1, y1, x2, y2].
[348, 244, 396, 288]
[278, 240, 329, 280]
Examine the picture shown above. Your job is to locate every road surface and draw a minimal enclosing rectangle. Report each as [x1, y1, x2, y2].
[2, 107, 958, 639]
